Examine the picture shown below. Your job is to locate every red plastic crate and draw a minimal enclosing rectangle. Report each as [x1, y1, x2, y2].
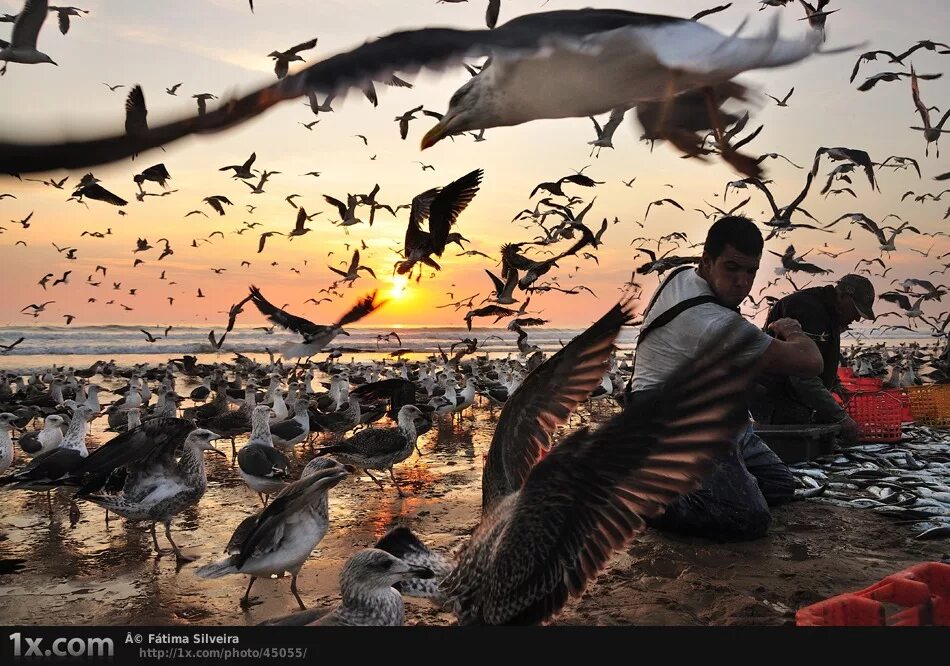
[841, 377, 884, 393]
[844, 391, 903, 443]
[797, 562, 950, 626]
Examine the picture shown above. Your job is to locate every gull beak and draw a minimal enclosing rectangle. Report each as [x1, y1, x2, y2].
[420, 122, 449, 150]
[409, 565, 435, 580]
[339, 329, 351, 336]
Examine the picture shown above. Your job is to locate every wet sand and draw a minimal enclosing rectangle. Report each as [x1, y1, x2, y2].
[0, 374, 946, 626]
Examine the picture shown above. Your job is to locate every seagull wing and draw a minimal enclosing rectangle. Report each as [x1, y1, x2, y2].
[323, 195, 347, 220]
[125, 85, 148, 135]
[427, 169, 483, 256]
[11, 0, 48, 49]
[287, 37, 318, 56]
[481, 298, 636, 510]
[334, 290, 386, 328]
[445, 322, 758, 625]
[248, 285, 322, 337]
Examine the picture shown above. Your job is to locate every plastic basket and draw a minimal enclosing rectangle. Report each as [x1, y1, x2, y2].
[906, 385, 950, 428]
[797, 562, 950, 626]
[844, 391, 903, 443]
[882, 388, 913, 423]
[840, 376, 884, 393]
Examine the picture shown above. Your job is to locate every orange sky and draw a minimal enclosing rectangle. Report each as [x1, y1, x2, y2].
[1, 0, 948, 330]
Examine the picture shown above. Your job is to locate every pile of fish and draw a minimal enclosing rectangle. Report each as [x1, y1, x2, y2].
[790, 425, 950, 541]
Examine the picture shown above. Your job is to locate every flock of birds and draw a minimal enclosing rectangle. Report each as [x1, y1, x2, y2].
[0, 0, 949, 626]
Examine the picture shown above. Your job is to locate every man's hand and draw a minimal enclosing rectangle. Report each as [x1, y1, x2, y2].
[767, 317, 805, 341]
[837, 414, 861, 444]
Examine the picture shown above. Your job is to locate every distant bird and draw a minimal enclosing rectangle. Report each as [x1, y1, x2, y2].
[72, 173, 127, 206]
[0, 337, 25, 353]
[133, 163, 171, 190]
[219, 152, 256, 179]
[397, 169, 482, 276]
[328, 249, 376, 286]
[203, 195, 233, 215]
[48, 5, 88, 35]
[102, 82, 125, 92]
[299, 120, 319, 131]
[140, 329, 158, 343]
[812, 146, 878, 192]
[857, 70, 941, 92]
[0, 0, 58, 75]
[258, 231, 284, 253]
[165, 82, 183, 95]
[769, 244, 829, 275]
[765, 87, 794, 106]
[64, 313, 75, 324]
[530, 173, 600, 199]
[192, 93, 217, 116]
[268, 37, 318, 79]
[910, 66, 950, 157]
[249, 286, 386, 358]
[643, 197, 684, 221]
[588, 108, 626, 157]
[395, 105, 424, 140]
[125, 85, 148, 137]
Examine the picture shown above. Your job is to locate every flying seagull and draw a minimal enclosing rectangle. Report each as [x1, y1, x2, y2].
[269, 37, 319, 80]
[0, 8, 831, 175]
[0, 0, 58, 76]
[248, 286, 387, 358]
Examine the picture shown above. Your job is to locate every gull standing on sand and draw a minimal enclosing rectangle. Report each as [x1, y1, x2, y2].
[197, 459, 348, 609]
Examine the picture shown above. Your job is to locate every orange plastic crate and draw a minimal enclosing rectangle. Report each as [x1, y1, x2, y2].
[882, 388, 913, 423]
[797, 562, 950, 626]
[845, 391, 903, 443]
[906, 385, 950, 428]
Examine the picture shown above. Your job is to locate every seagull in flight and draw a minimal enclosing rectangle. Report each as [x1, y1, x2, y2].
[0, 0, 58, 76]
[248, 286, 386, 358]
[268, 37, 318, 80]
[0, 8, 830, 175]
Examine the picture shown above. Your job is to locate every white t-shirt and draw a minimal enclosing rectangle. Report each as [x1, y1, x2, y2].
[630, 268, 773, 392]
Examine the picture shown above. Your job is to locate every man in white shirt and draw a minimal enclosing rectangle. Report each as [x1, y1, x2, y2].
[628, 216, 823, 541]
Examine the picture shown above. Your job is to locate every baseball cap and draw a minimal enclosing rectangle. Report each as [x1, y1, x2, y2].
[837, 274, 875, 320]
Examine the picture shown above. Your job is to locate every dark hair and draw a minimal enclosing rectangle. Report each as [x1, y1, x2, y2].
[704, 216, 763, 260]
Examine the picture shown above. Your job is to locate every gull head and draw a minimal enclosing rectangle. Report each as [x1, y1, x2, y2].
[421, 77, 496, 149]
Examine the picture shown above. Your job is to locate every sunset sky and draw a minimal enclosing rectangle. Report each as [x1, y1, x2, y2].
[0, 0, 948, 330]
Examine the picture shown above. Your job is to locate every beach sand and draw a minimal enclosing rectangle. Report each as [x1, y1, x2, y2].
[0, 371, 946, 627]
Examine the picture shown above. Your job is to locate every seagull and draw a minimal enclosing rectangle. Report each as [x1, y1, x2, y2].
[196, 459, 348, 609]
[268, 37, 318, 80]
[103, 82, 125, 92]
[328, 249, 377, 286]
[165, 82, 183, 95]
[323, 192, 363, 230]
[587, 107, 627, 157]
[192, 92, 217, 116]
[71, 173, 127, 206]
[133, 163, 171, 190]
[765, 86, 794, 106]
[910, 66, 950, 157]
[396, 169, 483, 277]
[769, 244, 830, 275]
[0, 8, 830, 175]
[244, 169, 279, 194]
[643, 197, 684, 221]
[48, 5, 88, 35]
[248, 286, 387, 358]
[484, 268, 518, 305]
[219, 152, 256, 179]
[370, 300, 758, 625]
[395, 105, 424, 140]
[203, 195, 233, 215]
[0, 0, 58, 76]
[257, 231, 283, 253]
[529, 173, 599, 199]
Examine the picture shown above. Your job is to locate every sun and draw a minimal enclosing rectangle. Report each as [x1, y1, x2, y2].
[388, 275, 410, 300]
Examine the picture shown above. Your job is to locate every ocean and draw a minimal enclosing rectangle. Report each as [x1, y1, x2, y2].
[0, 324, 938, 374]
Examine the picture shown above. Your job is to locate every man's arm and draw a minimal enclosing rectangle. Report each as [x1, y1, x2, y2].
[758, 317, 824, 378]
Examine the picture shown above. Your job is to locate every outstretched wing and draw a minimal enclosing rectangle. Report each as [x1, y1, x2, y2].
[428, 169, 483, 256]
[334, 291, 386, 327]
[445, 324, 760, 625]
[481, 298, 636, 510]
[248, 285, 322, 337]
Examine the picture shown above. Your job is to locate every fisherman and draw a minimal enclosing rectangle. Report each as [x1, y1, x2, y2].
[626, 216, 824, 542]
[751, 274, 876, 443]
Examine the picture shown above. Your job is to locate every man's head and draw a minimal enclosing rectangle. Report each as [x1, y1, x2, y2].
[698, 216, 764, 308]
[834, 274, 875, 328]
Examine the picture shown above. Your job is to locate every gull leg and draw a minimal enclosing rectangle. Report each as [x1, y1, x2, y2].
[290, 574, 306, 610]
[364, 469, 386, 490]
[388, 468, 405, 498]
[150, 522, 163, 554]
[240, 577, 262, 608]
[165, 520, 196, 562]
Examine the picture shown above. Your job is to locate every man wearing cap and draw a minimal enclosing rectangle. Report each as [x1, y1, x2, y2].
[753, 274, 876, 442]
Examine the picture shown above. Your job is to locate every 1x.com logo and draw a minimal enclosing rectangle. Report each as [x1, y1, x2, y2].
[9, 633, 114, 659]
